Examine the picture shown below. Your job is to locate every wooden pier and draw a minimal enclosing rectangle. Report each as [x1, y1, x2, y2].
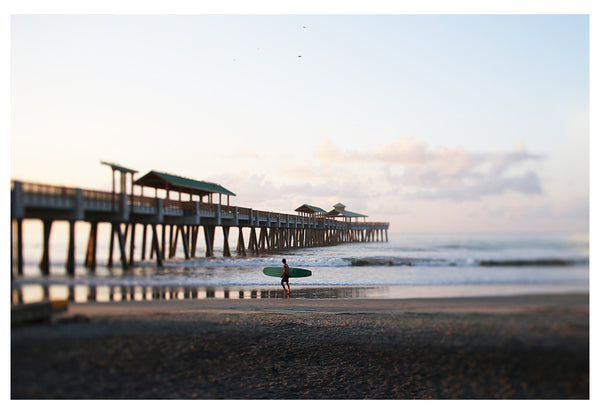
[11, 176, 389, 276]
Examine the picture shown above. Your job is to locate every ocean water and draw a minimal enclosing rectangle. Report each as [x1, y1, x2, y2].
[12, 231, 589, 302]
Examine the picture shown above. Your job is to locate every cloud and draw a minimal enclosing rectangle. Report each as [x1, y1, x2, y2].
[209, 170, 361, 211]
[313, 137, 545, 201]
[407, 170, 543, 200]
[314, 138, 346, 163]
[210, 137, 547, 219]
[316, 136, 433, 165]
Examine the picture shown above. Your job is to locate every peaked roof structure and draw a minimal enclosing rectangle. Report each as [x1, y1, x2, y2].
[326, 203, 368, 219]
[134, 170, 236, 197]
[295, 204, 327, 215]
[326, 209, 368, 218]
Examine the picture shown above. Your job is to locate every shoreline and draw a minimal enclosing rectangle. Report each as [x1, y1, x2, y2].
[12, 293, 589, 399]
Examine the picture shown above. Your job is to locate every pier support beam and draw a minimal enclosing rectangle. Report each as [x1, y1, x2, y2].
[39, 220, 52, 275]
[204, 225, 215, 257]
[248, 227, 258, 255]
[180, 225, 190, 260]
[108, 223, 115, 266]
[128, 223, 136, 266]
[191, 225, 199, 257]
[151, 224, 163, 267]
[66, 220, 76, 275]
[269, 228, 277, 250]
[161, 224, 167, 260]
[169, 225, 178, 258]
[15, 219, 23, 275]
[141, 224, 147, 261]
[258, 227, 269, 252]
[222, 226, 231, 257]
[85, 222, 98, 270]
[236, 227, 246, 256]
[112, 223, 128, 269]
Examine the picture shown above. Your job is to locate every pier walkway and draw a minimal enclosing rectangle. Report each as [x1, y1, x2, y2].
[11, 180, 389, 275]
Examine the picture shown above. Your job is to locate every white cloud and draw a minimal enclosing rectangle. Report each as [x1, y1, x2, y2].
[207, 136, 584, 232]
[407, 170, 543, 201]
[312, 137, 545, 201]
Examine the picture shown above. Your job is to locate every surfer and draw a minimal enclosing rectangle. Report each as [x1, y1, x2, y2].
[281, 259, 290, 295]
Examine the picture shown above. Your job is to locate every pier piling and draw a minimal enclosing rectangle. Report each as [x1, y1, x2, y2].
[66, 220, 76, 275]
[223, 226, 231, 257]
[39, 220, 52, 275]
[204, 225, 215, 257]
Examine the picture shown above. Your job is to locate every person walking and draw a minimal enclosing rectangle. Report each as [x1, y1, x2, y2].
[281, 258, 290, 295]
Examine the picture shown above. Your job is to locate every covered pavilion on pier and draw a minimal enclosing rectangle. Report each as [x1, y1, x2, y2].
[326, 203, 368, 223]
[294, 204, 327, 218]
[134, 170, 236, 205]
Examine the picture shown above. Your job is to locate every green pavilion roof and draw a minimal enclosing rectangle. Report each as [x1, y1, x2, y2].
[326, 203, 367, 218]
[295, 204, 327, 214]
[135, 170, 236, 197]
[326, 209, 367, 218]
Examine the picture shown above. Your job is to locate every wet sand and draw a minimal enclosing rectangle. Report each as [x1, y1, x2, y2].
[11, 294, 589, 399]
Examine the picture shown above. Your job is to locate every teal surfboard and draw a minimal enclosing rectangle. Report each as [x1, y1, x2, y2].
[262, 267, 312, 278]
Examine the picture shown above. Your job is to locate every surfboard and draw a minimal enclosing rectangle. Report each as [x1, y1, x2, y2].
[262, 266, 312, 278]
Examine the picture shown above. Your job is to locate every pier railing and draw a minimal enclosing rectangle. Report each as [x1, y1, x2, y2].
[12, 180, 389, 231]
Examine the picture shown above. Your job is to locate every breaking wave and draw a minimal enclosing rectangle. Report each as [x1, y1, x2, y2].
[344, 256, 588, 268]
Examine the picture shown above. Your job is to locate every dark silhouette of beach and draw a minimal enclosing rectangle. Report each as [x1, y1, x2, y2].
[11, 294, 588, 399]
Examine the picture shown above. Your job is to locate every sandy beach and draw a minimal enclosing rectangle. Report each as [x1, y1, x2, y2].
[11, 293, 589, 399]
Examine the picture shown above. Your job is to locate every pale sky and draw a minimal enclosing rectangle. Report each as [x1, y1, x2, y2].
[9, 11, 591, 233]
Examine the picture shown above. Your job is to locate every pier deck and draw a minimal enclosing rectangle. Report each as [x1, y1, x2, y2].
[11, 180, 389, 275]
